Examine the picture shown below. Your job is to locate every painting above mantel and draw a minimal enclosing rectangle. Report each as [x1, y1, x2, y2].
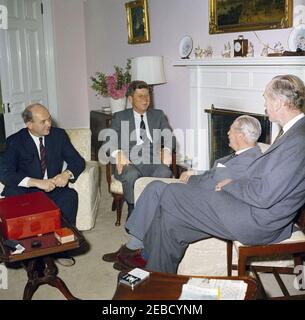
[209, 0, 293, 34]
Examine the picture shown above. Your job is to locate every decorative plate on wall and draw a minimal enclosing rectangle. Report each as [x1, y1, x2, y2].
[179, 35, 193, 59]
[288, 24, 305, 51]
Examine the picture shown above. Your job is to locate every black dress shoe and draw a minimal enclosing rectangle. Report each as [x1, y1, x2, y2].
[102, 244, 138, 263]
[113, 261, 132, 272]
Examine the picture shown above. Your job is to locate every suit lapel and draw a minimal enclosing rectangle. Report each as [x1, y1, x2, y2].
[146, 109, 154, 139]
[23, 129, 42, 177]
[128, 109, 136, 136]
[257, 116, 305, 159]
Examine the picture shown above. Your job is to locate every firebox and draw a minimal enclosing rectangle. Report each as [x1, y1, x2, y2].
[206, 106, 271, 167]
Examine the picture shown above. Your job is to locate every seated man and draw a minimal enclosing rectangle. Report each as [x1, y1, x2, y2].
[119, 74, 305, 274]
[103, 115, 263, 270]
[0, 103, 85, 226]
[109, 80, 174, 217]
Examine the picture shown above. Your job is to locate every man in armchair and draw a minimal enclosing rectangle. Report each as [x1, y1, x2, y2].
[0, 103, 85, 226]
[103, 115, 263, 270]
[108, 80, 174, 218]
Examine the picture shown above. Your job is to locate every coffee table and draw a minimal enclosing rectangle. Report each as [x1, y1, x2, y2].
[113, 271, 258, 300]
[0, 216, 86, 300]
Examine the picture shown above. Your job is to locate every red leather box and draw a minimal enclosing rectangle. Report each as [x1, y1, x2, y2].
[0, 192, 61, 240]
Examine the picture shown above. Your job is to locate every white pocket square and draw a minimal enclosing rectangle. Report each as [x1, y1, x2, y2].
[216, 163, 226, 168]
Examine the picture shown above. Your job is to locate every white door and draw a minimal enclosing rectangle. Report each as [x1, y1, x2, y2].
[0, 0, 48, 137]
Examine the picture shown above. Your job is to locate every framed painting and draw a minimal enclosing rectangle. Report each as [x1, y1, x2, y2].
[125, 0, 150, 44]
[209, 0, 293, 34]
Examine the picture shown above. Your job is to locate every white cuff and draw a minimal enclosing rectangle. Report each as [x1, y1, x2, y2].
[18, 177, 31, 188]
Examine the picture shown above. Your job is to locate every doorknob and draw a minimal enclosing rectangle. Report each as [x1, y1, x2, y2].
[7, 103, 10, 113]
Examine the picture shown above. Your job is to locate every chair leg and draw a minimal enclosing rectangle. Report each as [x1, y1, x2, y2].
[113, 195, 124, 227]
[238, 253, 247, 276]
[227, 240, 233, 276]
[293, 254, 304, 268]
[111, 199, 116, 211]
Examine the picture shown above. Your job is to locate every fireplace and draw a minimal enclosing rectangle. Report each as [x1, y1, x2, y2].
[206, 106, 271, 167]
[174, 56, 305, 170]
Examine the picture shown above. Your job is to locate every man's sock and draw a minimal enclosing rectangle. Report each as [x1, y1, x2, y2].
[126, 235, 144, 250]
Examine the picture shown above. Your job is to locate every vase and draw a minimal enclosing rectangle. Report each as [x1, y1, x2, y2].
[109, 97, 127, 114]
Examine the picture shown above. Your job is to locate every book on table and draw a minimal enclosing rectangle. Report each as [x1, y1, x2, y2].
[54, 227, 75, 244]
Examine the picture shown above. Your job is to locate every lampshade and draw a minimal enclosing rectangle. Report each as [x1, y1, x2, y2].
[131, 56, 166, 85]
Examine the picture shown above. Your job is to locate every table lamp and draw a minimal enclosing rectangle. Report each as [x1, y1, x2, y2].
[131, 56, 166, 107]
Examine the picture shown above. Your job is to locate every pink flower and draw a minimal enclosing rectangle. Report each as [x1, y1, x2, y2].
[106, 74, 128, 99]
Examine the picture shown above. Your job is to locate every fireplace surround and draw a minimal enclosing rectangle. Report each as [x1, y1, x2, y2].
[206, 106, 271, 167]
[174, 56, 305, 170]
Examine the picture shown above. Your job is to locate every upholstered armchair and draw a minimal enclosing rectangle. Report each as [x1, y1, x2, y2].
[0, 129, 100, 231]
[65, 128, 100, 230]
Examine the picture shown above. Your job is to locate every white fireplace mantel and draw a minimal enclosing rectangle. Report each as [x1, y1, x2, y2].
[174, 56, 305, 67]
[173, 56, 305, 170]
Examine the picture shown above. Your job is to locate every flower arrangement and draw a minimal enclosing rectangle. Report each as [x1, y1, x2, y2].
[91, 59, 131, 99]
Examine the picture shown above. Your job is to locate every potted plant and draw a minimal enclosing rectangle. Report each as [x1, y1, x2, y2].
[90, 59, 131, 113]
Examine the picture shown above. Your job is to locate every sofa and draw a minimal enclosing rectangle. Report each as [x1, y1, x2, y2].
[133, 143, 294, 276]
[0, 128, 100, 231]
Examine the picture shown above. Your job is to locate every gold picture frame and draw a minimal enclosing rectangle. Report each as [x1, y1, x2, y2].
[125, 0, 150, 44]
[209, 0, 293, 34]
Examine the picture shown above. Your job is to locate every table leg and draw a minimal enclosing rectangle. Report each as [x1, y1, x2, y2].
[22, 255, 79, 300]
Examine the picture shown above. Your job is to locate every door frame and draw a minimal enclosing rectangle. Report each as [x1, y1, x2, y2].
[42, 0, 58, 121]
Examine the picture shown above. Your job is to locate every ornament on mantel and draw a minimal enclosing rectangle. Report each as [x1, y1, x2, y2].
[261, 44, 269, 56]
[194, 45, 204, 59]
[221, 42, 231, 58]
[247, 42, 254, 57]
[194, 45, 213, 59]
[273, 41, 284, 54]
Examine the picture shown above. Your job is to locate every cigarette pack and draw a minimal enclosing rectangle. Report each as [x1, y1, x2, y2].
[119, 268, 150, 288]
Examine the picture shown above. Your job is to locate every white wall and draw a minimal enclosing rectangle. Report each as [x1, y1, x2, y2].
[51, 0, 304, 133]
[53, 0, 89, 128]
[84, 0, 304, 137]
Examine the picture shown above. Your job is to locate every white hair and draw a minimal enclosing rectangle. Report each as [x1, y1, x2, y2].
[233, 115, 262, 144]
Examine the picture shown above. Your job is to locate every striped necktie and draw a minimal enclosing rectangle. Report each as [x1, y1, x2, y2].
[39, 137, 47, 176]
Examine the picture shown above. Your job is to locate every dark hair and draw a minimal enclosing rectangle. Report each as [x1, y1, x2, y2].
[126, 80, 149, 97]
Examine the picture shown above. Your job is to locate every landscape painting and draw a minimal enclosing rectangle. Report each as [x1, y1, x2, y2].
[209, 0, 293, 34]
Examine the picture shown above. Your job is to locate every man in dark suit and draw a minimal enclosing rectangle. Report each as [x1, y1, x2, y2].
[0, 103, 85, 225]
[109, 80, 173, 217]
[102, 115, 263, 270]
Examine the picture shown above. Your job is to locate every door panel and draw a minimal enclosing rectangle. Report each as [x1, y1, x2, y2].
[0, 0, 48, 137]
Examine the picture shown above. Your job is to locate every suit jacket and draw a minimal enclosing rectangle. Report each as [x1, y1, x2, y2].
[0, 127, 85, 196]
[109, 108, 173, 164]
[188, 146, 262, 189]
[210, 116, 305, 245]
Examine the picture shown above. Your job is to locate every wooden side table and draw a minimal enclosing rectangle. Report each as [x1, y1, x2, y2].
[0, 217, 86, 300]
[90, 110, 113, 161]
[112, 271, 258, 300]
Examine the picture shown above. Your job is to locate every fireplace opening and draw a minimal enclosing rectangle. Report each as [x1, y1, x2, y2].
[205, 106, 271, 167]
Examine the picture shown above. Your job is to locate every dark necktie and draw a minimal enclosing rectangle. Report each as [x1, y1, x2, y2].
[39, 137, 47, 176]
[225, 153, 236, 163]
[273, 127, 284, 143]
[140, 115, 146, 140]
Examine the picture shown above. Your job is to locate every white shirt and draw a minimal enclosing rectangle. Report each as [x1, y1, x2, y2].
[18, 132, 48, 187]
[282, 113, 305, 134]
[133, 110, 152, 144]
[111, 110, 153, 158]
